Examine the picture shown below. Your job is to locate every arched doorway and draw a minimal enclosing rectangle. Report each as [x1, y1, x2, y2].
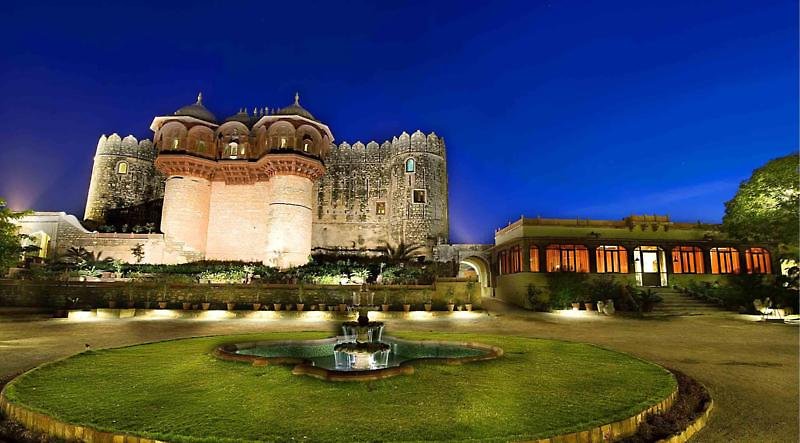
[459, 255, 492, 298]
[633, 246, 667, 287]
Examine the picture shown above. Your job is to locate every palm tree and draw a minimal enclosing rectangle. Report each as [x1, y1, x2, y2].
[381, 241, 425, 263]
[59, 247, 109, 268]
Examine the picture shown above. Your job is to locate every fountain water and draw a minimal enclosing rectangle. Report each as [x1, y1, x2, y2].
[334, 309, 390, 370]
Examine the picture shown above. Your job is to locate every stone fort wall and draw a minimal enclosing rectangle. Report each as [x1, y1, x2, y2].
[312, 130, 448, 256]
[84, 134, 165, 225]
[83, 129, 449, 260]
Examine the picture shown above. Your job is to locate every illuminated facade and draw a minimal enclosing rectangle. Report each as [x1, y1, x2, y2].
[26, 94, 449, 267]
[489, 215, 777, 306]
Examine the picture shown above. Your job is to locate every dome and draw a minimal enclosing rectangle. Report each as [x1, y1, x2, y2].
[276, 93, 316, 120]
[174, 93, 217, 123]
[224, 108, 252, 124]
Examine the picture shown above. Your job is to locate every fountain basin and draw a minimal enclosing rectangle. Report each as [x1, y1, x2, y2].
[216, 336, 503, 381]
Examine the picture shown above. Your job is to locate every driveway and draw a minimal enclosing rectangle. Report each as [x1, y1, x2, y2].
[0, 302, 796, 442]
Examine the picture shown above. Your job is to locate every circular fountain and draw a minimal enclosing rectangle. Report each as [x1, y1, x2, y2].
[217, 309, 503, 381]
[334, 310, 390, 370]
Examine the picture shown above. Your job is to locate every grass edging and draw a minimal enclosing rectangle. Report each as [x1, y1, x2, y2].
[0, 333, 684, 443]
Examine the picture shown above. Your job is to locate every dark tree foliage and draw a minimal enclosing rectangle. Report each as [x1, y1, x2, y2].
[723, 153, 799, 256]
[0, 198, 31, 275]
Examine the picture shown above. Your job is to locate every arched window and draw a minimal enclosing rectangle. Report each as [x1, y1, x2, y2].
[405, 158, 415, 173]
[672, 246, 704, 274]
[226, 142, 239, 159]
[498, 250, 508, 275]
[596, 245, 628, 273]
[197, 140, 206, 153]
[116, 162, 128, 174]
[745, 247, 771, 274]
[302, 135, 313, 152]
[508, 246, 521, 273]
[529, 245, 539, 272]
[710, 247, 740, 274]
[546, 244, 589, 272]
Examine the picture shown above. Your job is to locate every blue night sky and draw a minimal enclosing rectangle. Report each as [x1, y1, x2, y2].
[0, 1, 796, 244]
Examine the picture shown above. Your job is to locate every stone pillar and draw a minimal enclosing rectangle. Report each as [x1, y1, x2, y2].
[521, 239, 531, 273]
[265, 174, 314, 268]
[160, 176, 211, 254]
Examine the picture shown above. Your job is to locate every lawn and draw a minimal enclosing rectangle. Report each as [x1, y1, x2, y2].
[4, 332, 676, 442]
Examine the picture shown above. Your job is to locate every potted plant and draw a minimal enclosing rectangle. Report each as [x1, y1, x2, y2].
[273, 300, 283, 311]
[446, 287, 455, 312]
[157, 283, 168, 309]
[423, 292, 432, 312]
[252, 293, 262, 311]
[182, 298, 192, 310]
[226, 301, 236, 311]
[571, 300, 581, 310]
[285, 302, 294, 311]
[125, 281, 136, 308]
[201, 294, 211, 310]
[402, 296, 411, 313]
[583, 297, 594, 311]
[337, 293, 347, 313]
[464, 281, 475, 312]
[296, 285, 305, 311]
[381, 292, 390, 312]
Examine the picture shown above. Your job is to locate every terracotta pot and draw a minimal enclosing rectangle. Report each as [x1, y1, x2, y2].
[296, 303, 305, 311]
[338, 303, 347, 312]
[584, 302, 594, 311]
[457, 305, 464, 311]
[402, 304, 411, 313]
[327, 305, 335, 311]
[252, 303, 262, 311]
[182, 302, 192, 310]
[317, 304, 326, 311]
[157, 301, 168, 309]
[201, 302, 211, 310]
[424, 303, 432, 312]
[465, 303, 473, 312]
[571, 302, 581, 310]
[273, 303, 282, 311]
[226, 302, 236, 311]
[447, 303, 455, 312]
[107, 301, 117, 309]
[381, 304, 390, 312]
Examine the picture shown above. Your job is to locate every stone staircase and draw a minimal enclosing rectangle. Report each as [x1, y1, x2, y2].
[651, 287, 724, 316]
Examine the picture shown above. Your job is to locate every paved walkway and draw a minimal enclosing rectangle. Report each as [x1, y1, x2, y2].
[0, 301, 796, 442]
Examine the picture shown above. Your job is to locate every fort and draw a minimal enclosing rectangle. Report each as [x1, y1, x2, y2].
[75, 93, 449, 267]
[12, 93, 777, 300]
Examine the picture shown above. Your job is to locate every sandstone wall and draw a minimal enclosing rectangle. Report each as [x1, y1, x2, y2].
[266, 175, 314, 268]
[206, 181, 271, 262]
[161, 176, 211, 253]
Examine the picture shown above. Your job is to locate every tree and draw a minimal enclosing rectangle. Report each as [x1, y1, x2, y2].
[723, 153, 799, 258]
[0, 198, 31, 275]
[381, 241, 425, 263]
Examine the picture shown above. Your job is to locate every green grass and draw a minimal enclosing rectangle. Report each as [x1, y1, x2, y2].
[5, 333, 676, 442]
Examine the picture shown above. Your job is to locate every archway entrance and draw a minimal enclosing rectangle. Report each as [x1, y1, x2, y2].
[459, 255, 492, 298]
[633, 246, 667, 287]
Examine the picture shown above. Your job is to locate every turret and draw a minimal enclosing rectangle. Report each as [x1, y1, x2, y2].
[153, 93, 333, 267]
[84, 134, 158, 224]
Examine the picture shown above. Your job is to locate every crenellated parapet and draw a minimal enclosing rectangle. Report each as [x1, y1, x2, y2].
[95, 133, 156, 160]
[325, 130, 444, 166]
